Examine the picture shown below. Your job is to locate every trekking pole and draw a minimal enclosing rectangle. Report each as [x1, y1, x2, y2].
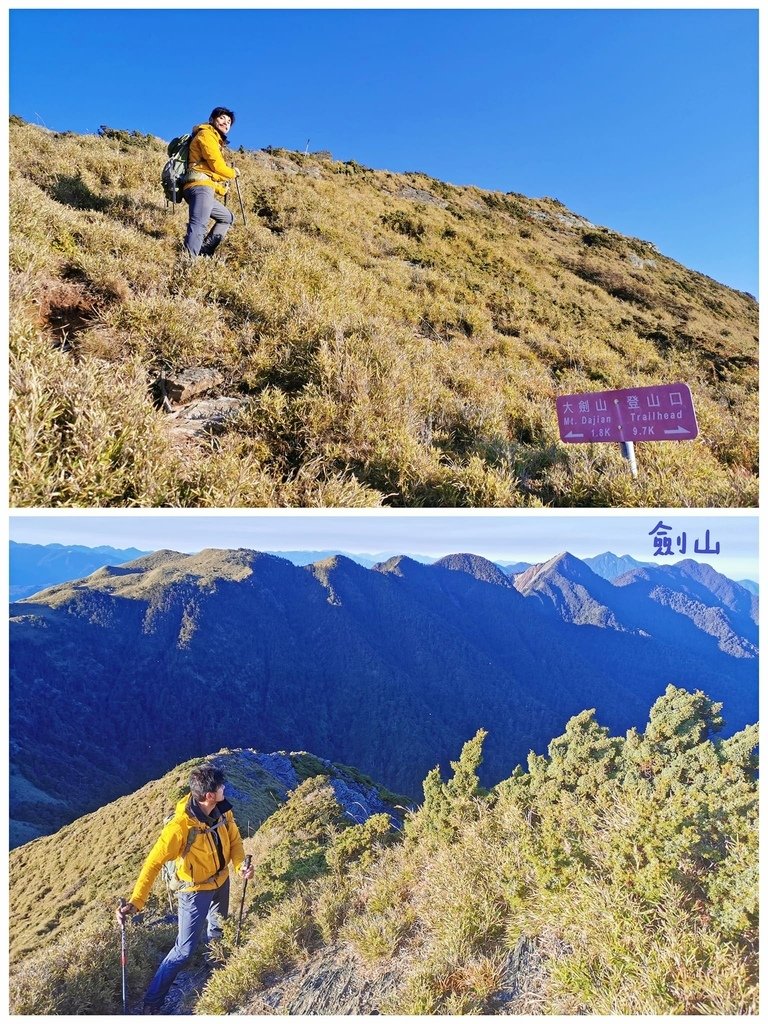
[235, 176, 247, 227]
[235, 855, 252, 947]
[118, 898, 128, 1014]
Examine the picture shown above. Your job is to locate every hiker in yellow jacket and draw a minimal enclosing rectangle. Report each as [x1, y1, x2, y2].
[117, 764, 254, 1014]
[182, 106, 239, 257]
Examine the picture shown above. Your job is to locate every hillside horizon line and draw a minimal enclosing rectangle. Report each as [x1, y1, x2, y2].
[10, 539, 757, 588]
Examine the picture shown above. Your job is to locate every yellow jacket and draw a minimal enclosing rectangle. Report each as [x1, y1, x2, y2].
[130, 795, 245, 911]
[183, 122, 237, 198]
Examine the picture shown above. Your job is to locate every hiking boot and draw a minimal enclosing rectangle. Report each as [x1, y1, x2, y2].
[200, 250, 227, 263]
[142, 1001, 164, 1015]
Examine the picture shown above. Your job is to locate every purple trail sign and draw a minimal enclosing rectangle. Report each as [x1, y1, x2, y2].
[556, 383, 699, 444]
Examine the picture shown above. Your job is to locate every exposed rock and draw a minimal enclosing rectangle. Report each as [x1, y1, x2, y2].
[251, 751, 300, 791]
[329, 778, 399, 825]
[530, 208, 596, 231]
[166, 397, 245, 441]
[628, 252, 657, 270]
[250, 150, 300, 176]
[244, 942, 404, 1015]
[160, 964, 213, 1016]
[397, 185, 448, 208]
[240, 936, 553, 1015]
[489, 933, 569, 1014]
[555, 211, 595, 230]
[156, 367, 224, 406]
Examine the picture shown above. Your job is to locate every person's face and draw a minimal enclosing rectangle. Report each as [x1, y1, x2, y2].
[213, 114, 232, 134]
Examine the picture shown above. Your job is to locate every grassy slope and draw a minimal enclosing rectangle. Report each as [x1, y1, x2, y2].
[8, 747, 400, 963]
[9, 118, 758, 507]
[9, 695, 758, 1016]
[191, 698, 760, 1016]
[9, 751, 264, 962]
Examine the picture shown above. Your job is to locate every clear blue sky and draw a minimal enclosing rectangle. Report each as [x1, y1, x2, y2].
[9, 7, 758, 295]
[9, 512, 758, 581]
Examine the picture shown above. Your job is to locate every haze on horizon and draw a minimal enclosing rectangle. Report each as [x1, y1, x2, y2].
[9, 513, 758, 582]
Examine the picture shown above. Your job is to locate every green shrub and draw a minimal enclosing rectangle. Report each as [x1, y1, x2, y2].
[381, 210, 426, 239]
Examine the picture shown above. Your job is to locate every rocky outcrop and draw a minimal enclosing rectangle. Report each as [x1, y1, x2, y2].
[166, 396, 246, 442]
[243, 943, 404, 1015]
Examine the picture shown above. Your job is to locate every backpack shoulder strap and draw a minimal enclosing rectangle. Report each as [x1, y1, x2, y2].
[180, 825, 199, 859]
[163, 810, 197, 859]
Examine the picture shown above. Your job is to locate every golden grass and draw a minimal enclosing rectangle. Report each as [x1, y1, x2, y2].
[9, 118, 758, 506]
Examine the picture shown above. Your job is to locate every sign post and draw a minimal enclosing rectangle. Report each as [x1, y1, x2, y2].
[556, 383, 698, 476]
[620, 441, 638, 478]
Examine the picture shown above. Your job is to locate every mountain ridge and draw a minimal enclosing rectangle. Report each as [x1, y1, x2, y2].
[10, 548, 757, 846]
[11, 539, 756, 601]
[9, 745, 407, 957]
[9, 540, 153, 600]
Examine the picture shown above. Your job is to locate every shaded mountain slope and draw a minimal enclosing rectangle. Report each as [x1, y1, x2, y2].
[9, 118, 758, 508]
[517, 551, 757, 657]
[615, 558, 758, 620]
[612, 560, 758, 658]
[432, 552, 516, 587]
[10, 549, 757, 845]
[514, 552, 627, 629]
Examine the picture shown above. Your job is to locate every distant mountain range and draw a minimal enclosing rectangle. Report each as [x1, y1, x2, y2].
[9, 542, 152, 600]
[10, 541, 755, 601]
[515, 552, 757, 658]
[502, 552, 652, 581]
[583, 551, 649, 579]
[10, 547, 757, 847]
[8, 542, 434, 599]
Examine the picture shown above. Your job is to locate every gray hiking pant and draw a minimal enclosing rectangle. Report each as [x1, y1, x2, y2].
[143, 877, 230, 1010]
[183, 185, 234, 257]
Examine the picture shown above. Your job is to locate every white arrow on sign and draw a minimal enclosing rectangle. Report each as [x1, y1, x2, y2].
[663, 427, 691, 435]
[564, 431, 585, 439]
